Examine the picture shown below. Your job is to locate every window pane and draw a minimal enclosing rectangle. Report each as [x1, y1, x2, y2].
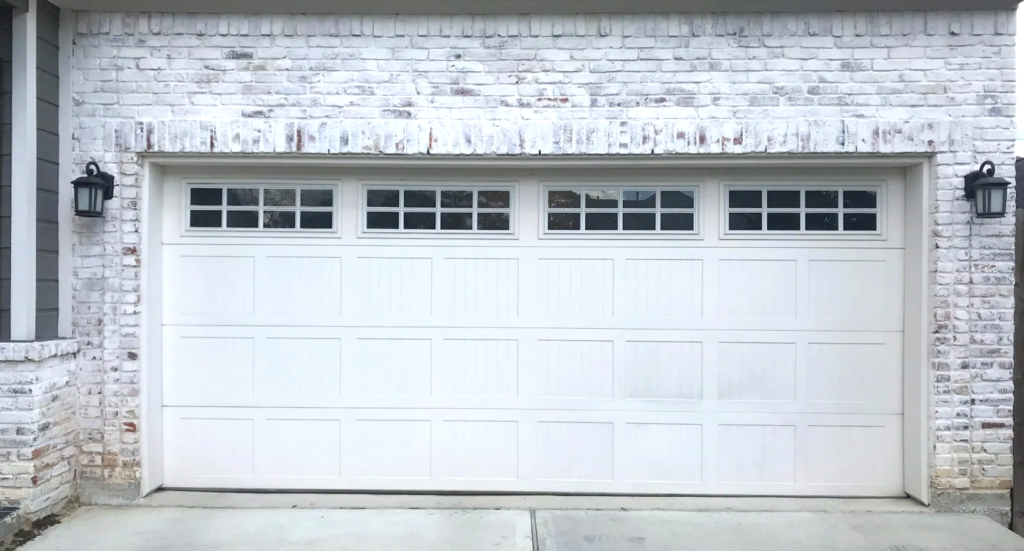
[264, 189, 296, 207]
[226, 210, 259, 228]
[585, 212, 618, 231]
[367, 189, 399, 208]
[478, 212, 511, 231]
[191, 188, 222, 206]
[806, 190, 839, 209]
[767, 212, 801, 231]
[767, 190, 800, 209]
[404, 189, 436, 208]
[548, 213, 581, 230]
[264, 211, 296, 229]
[404, 212, 436, 230]
[728, 212, 762, 231]
[843, 190, 878, 209]
[548, 190, 581, 209]
[585, 190, 618, 209]
[661, 213, 695, 231]
[300, 211, 333, 229]
[843, 213, 877, 232]
[623, 191, 656, 209]
[806, 213, 839, 231]
[366, 211, 399, 229]
[441, 190, 474, 209]
[479, 190, 511, 209]
[301, 189, 334, 207]
[729, 190, 761, 209]
[226, 189, 259, 207]
[623, 212, 656, 230]
[440, 212, 473, 230]
[189, 210, 222, 228]
[662, 190, 696, 209]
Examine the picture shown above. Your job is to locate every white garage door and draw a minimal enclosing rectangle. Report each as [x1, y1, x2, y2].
[158, 167, 906, 496]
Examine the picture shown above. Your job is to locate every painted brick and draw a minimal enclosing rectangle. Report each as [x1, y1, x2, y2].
[70, 9, 1016, 495]
[0, 341, 79, 519]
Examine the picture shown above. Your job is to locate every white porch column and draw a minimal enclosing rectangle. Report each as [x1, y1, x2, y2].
[9, 0, 37, 341]
[57, 6, 71, 338]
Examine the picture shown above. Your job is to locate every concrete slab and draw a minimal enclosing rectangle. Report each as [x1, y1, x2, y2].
[140, 490, 929, 513]
[535, 510, 1024, 551]
[17, 507, 533, 551]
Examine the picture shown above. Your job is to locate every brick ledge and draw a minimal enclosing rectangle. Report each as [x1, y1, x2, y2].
[0, 340, 80, 362]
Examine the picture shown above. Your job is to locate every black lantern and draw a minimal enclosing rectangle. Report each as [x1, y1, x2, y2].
[964, 160, 1011, 219]
[71, 161, 115, 217]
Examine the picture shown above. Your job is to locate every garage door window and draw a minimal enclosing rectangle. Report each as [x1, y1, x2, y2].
[187, 185, 335, 231]
[726, 186, 880, 234]
[363, 186, 513, 233]
[545, 187, 698, 233]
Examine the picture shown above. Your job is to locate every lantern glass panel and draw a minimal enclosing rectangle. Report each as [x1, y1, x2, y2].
[75, 184, 104, 216]
[977, 187, 991, 214]
[981, 186, 1007, 217]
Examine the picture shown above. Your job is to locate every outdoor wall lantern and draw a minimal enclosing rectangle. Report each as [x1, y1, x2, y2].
[71, 161, 115, 218]
[964, 160, 1011, 219]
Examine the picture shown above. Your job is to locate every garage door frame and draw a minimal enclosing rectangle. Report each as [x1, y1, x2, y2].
[137, 155, 933, 504]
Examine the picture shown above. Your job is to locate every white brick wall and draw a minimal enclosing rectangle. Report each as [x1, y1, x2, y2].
[0, 341, 79, 518]
[71, 10, 1016, 493]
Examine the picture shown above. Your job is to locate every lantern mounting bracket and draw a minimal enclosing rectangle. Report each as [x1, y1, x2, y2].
[85, 161, 115, 201]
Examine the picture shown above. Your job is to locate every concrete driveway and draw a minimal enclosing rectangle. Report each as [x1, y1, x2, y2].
[14, 506, 1024, 551]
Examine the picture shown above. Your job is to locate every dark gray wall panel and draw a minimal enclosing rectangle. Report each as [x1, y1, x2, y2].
[36, 187, 57, 224]
[37, 128, 57, 163]
[36, 67, 57, 104]
[0, 7, 10, 341]
[34, 0, 58, 340]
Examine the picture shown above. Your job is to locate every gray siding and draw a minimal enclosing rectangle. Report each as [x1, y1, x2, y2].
[0, 0, 60, 341]
[35, 0, 58, 339]
[0, 7, 11, 342]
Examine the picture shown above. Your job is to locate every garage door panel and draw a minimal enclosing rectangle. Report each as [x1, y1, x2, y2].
[262, 256, 343, 317]
[807, 259, 903, 323]
[166, 254, 256, 317]
[717, 342, 797, 402]
[347, 338, 433, 398]
[163, 407, 902, 496]
[807, 340, 903, 408]
[534, 258, 615, 317]
[442, 258, 520, 318]
[165, 317, 898, 332]
[534, 340, 615, 399]
[717, 260, 798, 319]
[434, 339, 520, 398]
[163, 247, 901, 332]
[624, 259, 703, 318]
[624, 341, 703, 400]
[165, 416, 255, 483]
[350, 419, 433, 479]
[620, 423, 703, 483]
[163, 335, 255, 403]
[717, 425, 797, 484]
[254, 419, 342, 479]
[257, 337, 342, 399]
[355, 257, 433, 317]
[436, 420, 520, 481]
[162, 327, 901, 414]
[806, 424, 903, 489]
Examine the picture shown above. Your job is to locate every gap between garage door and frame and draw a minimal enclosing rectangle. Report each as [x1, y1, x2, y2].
[136, 155, 933, 504]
